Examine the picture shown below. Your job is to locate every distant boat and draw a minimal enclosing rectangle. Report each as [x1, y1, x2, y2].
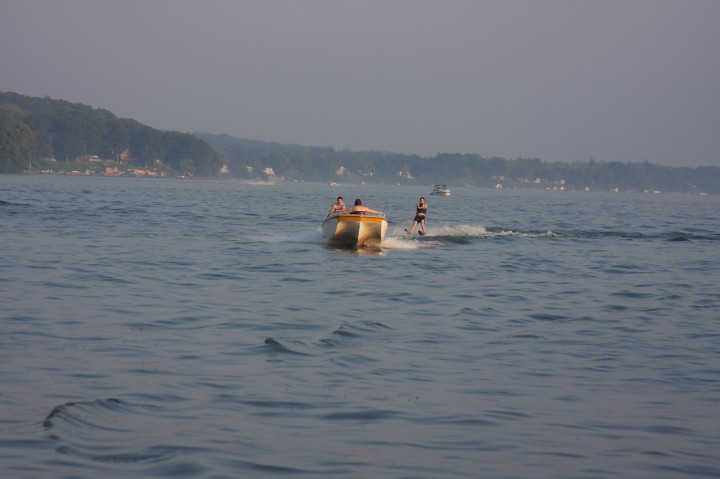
[322, 211, 388, 246]
[431, 184, 451, 196]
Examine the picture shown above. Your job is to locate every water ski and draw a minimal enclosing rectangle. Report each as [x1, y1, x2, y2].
[418, 231, 425, 236]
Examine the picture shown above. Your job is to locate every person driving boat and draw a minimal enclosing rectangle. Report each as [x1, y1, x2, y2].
[348, 199, 381, 215]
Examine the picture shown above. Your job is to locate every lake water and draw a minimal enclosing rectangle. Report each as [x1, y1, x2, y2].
[1, 174, 719, 479]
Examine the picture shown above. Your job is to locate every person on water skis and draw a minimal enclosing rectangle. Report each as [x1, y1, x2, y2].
[406, 197, 427, 235]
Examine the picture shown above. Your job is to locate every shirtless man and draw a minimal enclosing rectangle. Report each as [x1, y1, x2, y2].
[348, 199, 382, 215]
[328, 196, 346, 215]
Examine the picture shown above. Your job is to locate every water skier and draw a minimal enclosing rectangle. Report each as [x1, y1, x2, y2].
[406, 197, 427, 235]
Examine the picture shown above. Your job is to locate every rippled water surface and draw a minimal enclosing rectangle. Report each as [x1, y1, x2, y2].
[1, 175, 719, 478]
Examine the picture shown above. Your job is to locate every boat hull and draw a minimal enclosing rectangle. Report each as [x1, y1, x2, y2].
[322, 214, 388, 246]
[431, 184, 451, 196]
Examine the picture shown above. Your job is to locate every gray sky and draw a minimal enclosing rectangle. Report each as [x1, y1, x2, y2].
[2, 0, 719, 167]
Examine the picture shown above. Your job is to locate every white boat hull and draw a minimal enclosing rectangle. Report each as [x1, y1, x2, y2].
[431, 184, 451, 196]
[322, 213, 388, 246]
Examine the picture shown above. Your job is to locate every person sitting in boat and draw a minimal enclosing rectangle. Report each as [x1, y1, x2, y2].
[328, 196, 346, 216]
[406, 197, 428, 235]
[348, 199, 382, 215]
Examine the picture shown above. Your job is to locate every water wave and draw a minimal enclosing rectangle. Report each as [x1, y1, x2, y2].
[0, 199, 31, 206]
[43, 398, 185, 464]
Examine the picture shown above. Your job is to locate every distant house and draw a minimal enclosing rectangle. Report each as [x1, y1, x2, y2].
[263, 167, 278, 181]
[117, 149, 132, 164]
[75, 154, 101, 163]
[134, 169, 158, 177]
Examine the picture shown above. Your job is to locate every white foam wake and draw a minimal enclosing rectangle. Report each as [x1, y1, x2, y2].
[401, 224, 558, 239]
[429, 224, 490, 237]
[382, 235, 436, 249]
[250, 225, 557, 249]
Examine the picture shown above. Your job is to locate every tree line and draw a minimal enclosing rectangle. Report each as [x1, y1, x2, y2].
[0, 92, 223, 176]
[2, 92, 718, 193]
[198, 133, 720, 194]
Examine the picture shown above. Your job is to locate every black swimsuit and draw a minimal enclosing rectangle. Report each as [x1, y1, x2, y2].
[414, 203, 426, 223]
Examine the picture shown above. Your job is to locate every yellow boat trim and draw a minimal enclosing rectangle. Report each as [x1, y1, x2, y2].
[336, 214, 385, 224]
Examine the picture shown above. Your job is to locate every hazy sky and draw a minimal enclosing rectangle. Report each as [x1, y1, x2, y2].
[2, 0, 719, 167]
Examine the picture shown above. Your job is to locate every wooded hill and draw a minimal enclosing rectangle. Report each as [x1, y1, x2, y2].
[0, 92, 223, 176]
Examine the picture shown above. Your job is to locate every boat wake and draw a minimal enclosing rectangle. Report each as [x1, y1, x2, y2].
[250, 224, 558, 251]
[382, 235, 437, 249]
[433, 224, 558, 238]
[389, 224, 557, 241]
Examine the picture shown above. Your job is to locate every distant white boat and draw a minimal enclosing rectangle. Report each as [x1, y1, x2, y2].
[431, 184, 451, 196]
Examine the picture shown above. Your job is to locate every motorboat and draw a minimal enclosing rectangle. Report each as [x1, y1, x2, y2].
[431, 184, 451, 196]
[322, 211, 388, 246]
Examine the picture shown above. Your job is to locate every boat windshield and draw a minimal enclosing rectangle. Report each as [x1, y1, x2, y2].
[331, 207, 385, 217]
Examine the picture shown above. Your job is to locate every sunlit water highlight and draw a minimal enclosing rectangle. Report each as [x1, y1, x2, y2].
[1, 175, 719, 478]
